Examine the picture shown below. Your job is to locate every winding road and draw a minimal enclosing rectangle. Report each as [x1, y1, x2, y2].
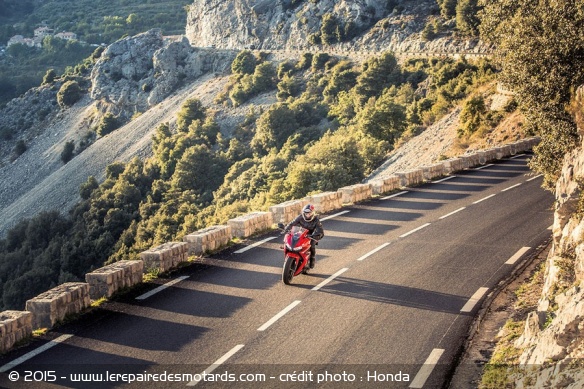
[0, 154, 553, 389]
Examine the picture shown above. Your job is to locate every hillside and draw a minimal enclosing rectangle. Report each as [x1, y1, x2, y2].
[4, 1, 584, 387]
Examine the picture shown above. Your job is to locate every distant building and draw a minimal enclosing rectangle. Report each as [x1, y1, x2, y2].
[55, 32, 77, 41]
[34, 26, 54, 38]
[6, 27, 78, 48]
[7, 35, 41, 48]
[7, 35, 25, 46]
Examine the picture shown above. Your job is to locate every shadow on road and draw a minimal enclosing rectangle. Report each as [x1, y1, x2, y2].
[318, 276, 467, 314]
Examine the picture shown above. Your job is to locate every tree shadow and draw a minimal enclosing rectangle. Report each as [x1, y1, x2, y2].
[76, 311, 211, 351]
[317, 276, 467, 314]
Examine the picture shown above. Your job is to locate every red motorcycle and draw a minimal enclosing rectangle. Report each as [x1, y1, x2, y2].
[278, 223, 314, 285]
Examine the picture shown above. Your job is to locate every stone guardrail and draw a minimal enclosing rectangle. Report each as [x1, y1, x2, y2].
[0, 137, 539, 352]
[140, 242, 189, 272]
[309, 191, 343, 213]
[25, 283, 91, 330]
[338, 183, 373, 204]
[183, 225, 232, 255]
[85, 260, 144, 300]
[370, 175, 400, 195]
[228, 212, 273, 238]
[269, 199, 310, 225]
[0, 311, 32, 354]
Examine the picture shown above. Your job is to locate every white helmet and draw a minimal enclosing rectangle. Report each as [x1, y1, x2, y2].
[302, 204, 315, 221]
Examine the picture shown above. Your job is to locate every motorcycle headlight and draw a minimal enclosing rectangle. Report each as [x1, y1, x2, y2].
[286, 244, 302, 252]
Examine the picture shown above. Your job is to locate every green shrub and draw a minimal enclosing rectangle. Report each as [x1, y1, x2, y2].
[96, 113, 119, 137]
[57, 80, 82, 108]
[61, 141, 75, 164]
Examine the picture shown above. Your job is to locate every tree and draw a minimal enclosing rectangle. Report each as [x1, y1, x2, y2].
[252, 62, 277, 93]
[321, 13, 339, 45]
[80, 176, 99, 200]
[440, 0, 458, 18]
[96, 113, 119, 136]
[176, 99, 206, 132]
[285, 130, 365, 198]
[231, 50, 257, 75]
[479, 0, 584, 188]
[61, 141, 75, 163]
[459, 96, 486, 135]
[13, 140, 27, 157]
[42, 69, 57, 85]
[251, 104, 299, 154]
[355, 52, 400, 103]
[356, 93, 407, 142]
[456, 0, 481, 36]
[57, 80, 82, 108]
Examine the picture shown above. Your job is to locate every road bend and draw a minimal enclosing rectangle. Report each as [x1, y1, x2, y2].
[0, 154, 553, 389]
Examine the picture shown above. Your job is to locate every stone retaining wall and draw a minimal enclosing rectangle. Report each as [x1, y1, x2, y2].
[25, 283, 91, 330]
[338, 183, 373, 204]
[269, 199, 309, 224]
[228, 212, 273, 238]
[396, 168, 425, 187]
[85, 260, 144, 300]
[0, 311, 32, 354]
[370, 175, 401, 195]
[309, 191, 343, 213]
[183, 225, 232, 255]
[140, 242, 189, 272]
[421, 163, 445, 181]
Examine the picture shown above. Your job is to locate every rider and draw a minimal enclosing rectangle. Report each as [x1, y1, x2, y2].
[285, 204, 324, 269]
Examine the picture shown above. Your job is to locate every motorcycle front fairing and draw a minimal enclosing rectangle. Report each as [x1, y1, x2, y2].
[284, 226, 311, 270]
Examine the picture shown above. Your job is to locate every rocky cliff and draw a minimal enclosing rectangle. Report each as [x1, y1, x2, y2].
[90, 29, 235, 116]
[0, 29, 236, 234]
[185, 0, 490, 54]
[510, 89, 584, 387]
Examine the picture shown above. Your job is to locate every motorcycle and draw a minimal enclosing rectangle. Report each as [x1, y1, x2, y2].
[277, 223, 315, 285]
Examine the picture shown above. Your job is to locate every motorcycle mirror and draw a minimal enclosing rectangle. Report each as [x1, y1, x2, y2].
[277, 223, 285, 229]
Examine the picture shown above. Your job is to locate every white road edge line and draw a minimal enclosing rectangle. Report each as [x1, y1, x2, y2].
[321, 210, 350, 221]
[439, 207, 466, 220]
[460, 287, 489, 313]
[400, 223, 431, 238]
[187, 344, 245, 386]
[356, 243, 391, 262]
[136, 276, 190, 300]
[312, 268, 349, 291]
[505, 247, 531, 265]
[381, 191, 409, 200]
[527, 174, 543, 182]
[409, 348, 445, 388]
[510, 153, 526, 159]
[502, 183, 522, 192]
[472, 194, 496, 204]
[0, 334, 73, 373]
[474, 164, 494, 170]
[258, 300, 301, 331]
[432, 176, 455, 183]
[234, 237, 277, 254]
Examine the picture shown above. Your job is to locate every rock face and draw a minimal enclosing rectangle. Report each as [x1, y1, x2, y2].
[185, 0, 490, 54]
[91, 29, 235, 116]
[511, 89, 584, 387]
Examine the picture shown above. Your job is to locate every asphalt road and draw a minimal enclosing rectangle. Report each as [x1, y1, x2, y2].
[0, 154, 554, 389]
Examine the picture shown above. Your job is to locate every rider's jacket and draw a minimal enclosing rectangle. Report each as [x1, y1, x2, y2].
[285, 214, 324, 240]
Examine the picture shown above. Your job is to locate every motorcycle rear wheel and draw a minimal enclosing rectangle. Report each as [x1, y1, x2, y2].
[282, 255, 296, 285]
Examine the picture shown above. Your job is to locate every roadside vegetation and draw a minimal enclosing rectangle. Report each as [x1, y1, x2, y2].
[2, 0, 580, 327]
[0, 47, 498, 310]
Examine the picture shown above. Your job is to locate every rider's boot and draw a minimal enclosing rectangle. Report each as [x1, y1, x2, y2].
[309, 256, 315, 269]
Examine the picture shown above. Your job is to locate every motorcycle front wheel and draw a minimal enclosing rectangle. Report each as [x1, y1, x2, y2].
[282, 255, 296, 285]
